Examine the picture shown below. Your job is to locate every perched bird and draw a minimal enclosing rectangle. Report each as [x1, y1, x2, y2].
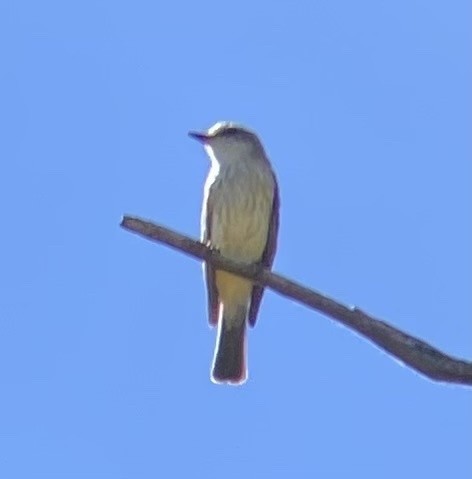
[189, 122, 279, 385]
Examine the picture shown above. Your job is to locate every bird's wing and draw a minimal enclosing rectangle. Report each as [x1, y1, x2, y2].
[248, 177, 280, 327]
[202, 182, 219, 327]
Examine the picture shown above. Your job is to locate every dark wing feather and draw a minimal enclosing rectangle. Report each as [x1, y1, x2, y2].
[248, 177, 280, 327]
[203, 186, 219, 327]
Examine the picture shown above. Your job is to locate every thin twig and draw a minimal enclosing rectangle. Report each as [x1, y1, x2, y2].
[120, 215, 472, 386]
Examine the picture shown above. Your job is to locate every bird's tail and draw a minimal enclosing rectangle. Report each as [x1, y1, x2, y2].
[211, 307, 247, 385]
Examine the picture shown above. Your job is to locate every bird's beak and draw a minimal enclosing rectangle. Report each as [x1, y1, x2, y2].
[188, 130, 210, 143]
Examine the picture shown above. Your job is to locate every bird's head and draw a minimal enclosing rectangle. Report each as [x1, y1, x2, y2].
[189, 121, 265, 166]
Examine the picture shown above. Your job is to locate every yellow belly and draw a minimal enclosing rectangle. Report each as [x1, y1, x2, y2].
[204, 162, 275, 313]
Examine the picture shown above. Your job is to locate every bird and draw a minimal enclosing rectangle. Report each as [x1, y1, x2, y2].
[189, 121, 279, 385]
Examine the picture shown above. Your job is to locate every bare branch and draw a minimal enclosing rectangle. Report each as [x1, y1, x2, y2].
[120, 215, 472, 386]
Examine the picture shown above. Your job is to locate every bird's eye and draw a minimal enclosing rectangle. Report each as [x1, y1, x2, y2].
[223, 128, 238, 137]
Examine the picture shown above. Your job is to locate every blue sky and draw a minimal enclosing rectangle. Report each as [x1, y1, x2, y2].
[1, 0, 471, 477]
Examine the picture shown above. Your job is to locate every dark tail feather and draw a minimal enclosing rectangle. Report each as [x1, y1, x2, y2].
[211, 315, 247, 385]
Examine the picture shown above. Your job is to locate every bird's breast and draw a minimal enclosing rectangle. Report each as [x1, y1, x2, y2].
[209, 165, 274, 262]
